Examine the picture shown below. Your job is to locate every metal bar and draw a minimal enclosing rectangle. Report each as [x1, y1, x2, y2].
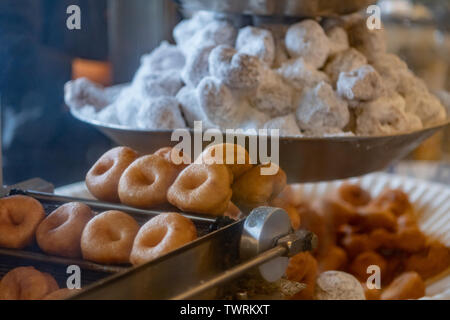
[171, 245, 287, 300]
[11, 190, 216, 223]
[0, 248, 126, 274]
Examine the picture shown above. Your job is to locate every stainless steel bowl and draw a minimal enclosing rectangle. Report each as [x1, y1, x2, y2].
[71, 109, 449, 183]
[174, 0, 376, 17]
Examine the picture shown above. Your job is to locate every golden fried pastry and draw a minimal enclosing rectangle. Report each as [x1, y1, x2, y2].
[232, 163, 286, 210]
[36, 202, 94, 258]
[380, 272, 425, 300]
[0, 195, 45, 249]
[371, 189, 413, 217]
[337, 184, 371, 207]
[86, 147, 139, 202]
[318, 245, 348, 272]
[349, 251, 387, 282]
[118, 154, 180, 208]
[0, 267, 58, 300]
[286, 252, 318, 300]
[395, 226, 426, 253]
[369, 228, 396, 251]
[168, 163, 233, 215]
[405, 240, 450, 279]
[361, 282, 382, 300]
[271, 197, 301, 230]
[274, 184, 304, 208]
[356, 204, 397, 232]
[296, 202, 329, 254]
[223, 202, 242, 220]
[340, 231, 372, 259]
[154, 146, 190, 171]
[196, 143, 253, 179]
[43, 288, 81, 300]
[81, 210, 139, 264]
[130, 212, 197, 265]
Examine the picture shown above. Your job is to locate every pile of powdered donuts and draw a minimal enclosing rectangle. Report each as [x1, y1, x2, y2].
[85, 144, 287, 216]
[65, 11, 447, 137]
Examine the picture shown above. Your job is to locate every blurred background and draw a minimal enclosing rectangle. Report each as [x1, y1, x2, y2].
[0, 0, 449, 187]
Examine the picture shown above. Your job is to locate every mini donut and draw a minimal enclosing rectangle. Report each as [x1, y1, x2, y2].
[36, 202, 94, 258]
[154, 146, 190, 170]
[167, 163, 233, 216]
[0, 267, 57, 300]
[356, 204, 398, 232]
[349, 251, 388, 282]
[118, 155, 180, 208]
[86, 147, 139, 202]
[81, 211, 139, 264]
[380, 272, 425, 300]
[405, 240, 450, 279]
[232, 163, 287, 211]
[130, 212, 197, 265]
[43, 288, 81, 300]
[337, 184, 371, 207]
[286, 252, 318, 300]
[339, 231, 373, 259]
[196, 143, 253, 179]
[318, 245, 348, 272]
[371, 189, 413, 217]
[0, 195, 45, 249]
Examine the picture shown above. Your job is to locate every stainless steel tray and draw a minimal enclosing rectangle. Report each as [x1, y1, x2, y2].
[71, 109, 450, 183]
[174, 0, 376, 17]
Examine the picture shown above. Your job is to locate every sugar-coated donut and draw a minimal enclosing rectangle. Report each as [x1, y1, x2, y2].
[0, 267, 58, 300]
[118, 154, 180, 208]
[81, 211, 139, 264]
[36, 202, 94, 258]
[130, 212, 197, 265]
[232, 163, 287, 210]
[0, 195, 45, 249]
[43, 288, 81, 300]
[86, 147, 139, 202]
[167, 163, 233, 215]
[196, 143, 253, 179]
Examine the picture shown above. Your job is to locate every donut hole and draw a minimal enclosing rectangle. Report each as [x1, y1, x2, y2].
[142, 225, 168, 248]
[93, 159, 114, 176]
[8, 211, 25, 226]
[182, 171, 208, 190]
[134, 171, 155, 187]
[106, 229, 122, 242]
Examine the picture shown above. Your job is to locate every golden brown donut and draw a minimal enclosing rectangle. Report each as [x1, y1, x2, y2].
[81, 210, 139, 264]
[196, 143, 253, 179]
[0, 195, 45, 249]
[167, 163, 233, 215]
[286, 252, 319, 300]
[340, 232, 372, 259]
[118, 154, 180, 208]
[0, 267, 57, 300]
[223, 202, 242, 220]
[318, 245, 348, 272]
[43, 288, 81, 300]
[337, 183, 372, 207]
[356, 204, 398, 232]
[154, 146, 190, 171]
[271, 197, 301, 230]
[130, 212, 197, 265]
[380, 272, 425, 300]
[349, 251, 388, 282]
[36, 202, 94, 258]
[232, 163, 287, 210]
[86, 147, 139, 202]
[405, 240, 450, 279]
[371, 189, 413, 217]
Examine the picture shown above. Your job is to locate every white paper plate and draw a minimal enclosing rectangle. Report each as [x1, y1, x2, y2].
[294, 172, 450, 300]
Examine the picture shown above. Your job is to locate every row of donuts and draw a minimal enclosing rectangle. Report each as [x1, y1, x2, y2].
[86, 144, 287, 216]
[0, 266, 80, 300]
[0, 195, 197, 265]
[273, 184, 450, 300]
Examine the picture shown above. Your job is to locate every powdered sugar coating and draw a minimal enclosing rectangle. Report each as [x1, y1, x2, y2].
[314, 271, 365, 300]
[296, 81, 350, 134]
[64, 78, 112, 110]
[134, 70, 183, 98]
[278, 57, 330, 90]
[249, 68, 294, 117]
[371, 53, 409, 92]
[182, 45, 215, 88]
[324, 48, 368, 85]
[136, 96, 186, 130]
[263, 114, 302, 136]
[236, 26, 275, 66]
[138, 41, 186, 75]
[209, 45, 261, 92]
[347, 19, 387, 62]
[285, 20, 330, 69]
[327, 26, 350, 56]
[337, 65, 384, 101]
